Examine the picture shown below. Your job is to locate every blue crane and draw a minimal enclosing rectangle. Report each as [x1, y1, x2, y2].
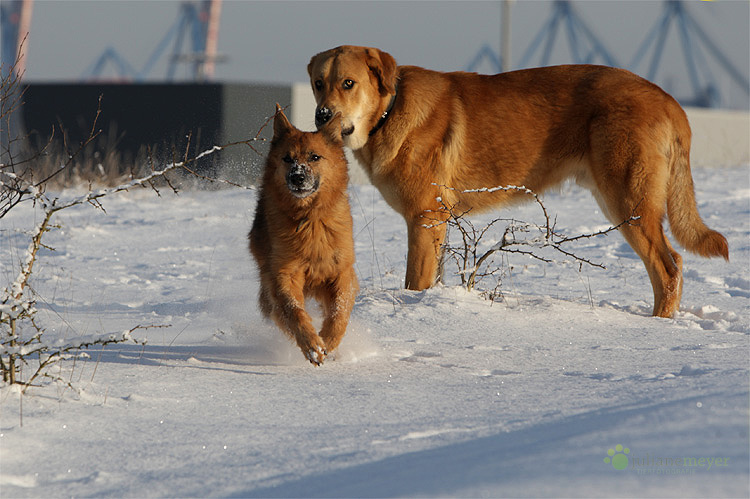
[517, 0, 619, 69]
[467, 1, 618, 73]
[630, 0, 749, 108]
[80, 0, 223, 82]
[467, 0, 748, 108]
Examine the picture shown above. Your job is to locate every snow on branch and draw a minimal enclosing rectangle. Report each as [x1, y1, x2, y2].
[1, 98, 268, 388]
[0, 141, 228, 386]
[422, 183, 639, 295]
[1, 50, 272, 388]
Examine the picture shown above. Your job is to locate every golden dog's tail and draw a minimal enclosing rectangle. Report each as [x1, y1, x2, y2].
[666, 128, 729, 260]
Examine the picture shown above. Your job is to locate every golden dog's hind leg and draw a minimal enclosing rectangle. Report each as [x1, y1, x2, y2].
[319, 271, 359, 354]
[405, 216, 448, 290]
[617, 215, 684, 317]
[589, 136, 684, 317]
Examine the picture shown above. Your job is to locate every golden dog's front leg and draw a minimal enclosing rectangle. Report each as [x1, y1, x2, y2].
[272, 272, 328, 365]
[405, 217, 447, 290]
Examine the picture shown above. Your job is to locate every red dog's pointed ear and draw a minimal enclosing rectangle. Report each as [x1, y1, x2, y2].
[366, 48, 397, 96]
[273, 104, 294, 137]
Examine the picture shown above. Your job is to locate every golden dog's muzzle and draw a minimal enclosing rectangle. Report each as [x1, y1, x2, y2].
[315, 107, 333, 127]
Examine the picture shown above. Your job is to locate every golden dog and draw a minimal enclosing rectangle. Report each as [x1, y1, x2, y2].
[249, 105, 358, 365]
[308, 45, 728, 317]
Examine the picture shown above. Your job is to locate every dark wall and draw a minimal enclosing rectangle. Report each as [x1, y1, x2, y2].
[21, 83, 291, 178]
[22, 84, 222, 161]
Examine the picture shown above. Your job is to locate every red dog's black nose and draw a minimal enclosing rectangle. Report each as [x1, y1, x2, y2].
[287, 164, 307, 187]
[315, 107, 332, 127]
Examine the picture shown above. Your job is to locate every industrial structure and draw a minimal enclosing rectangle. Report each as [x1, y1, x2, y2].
[1, 0, 33, 78]
[1, 0, 747, 174]
[2, 0, 747, 106]
[79, 0, 224, 82]
[1, 0, 224, 82]
[517, 0, 619, 69]
[468, 0, 748, 109]
[629, 0, 749, 108]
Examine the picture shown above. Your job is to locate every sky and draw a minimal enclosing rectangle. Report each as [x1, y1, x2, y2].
[8, 0, 750, 110]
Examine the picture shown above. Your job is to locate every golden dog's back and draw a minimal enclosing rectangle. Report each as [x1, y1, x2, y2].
[392, 64, 687, 195]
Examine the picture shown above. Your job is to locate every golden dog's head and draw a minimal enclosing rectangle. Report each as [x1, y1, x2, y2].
[308, 45, 397, 150]
[268, 105, 346, 204]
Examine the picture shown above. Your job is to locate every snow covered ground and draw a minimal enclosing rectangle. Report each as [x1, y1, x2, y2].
[1, 164, 748, 498]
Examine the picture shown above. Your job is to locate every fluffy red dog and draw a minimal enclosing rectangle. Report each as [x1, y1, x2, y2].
[249, 106, 358, 365]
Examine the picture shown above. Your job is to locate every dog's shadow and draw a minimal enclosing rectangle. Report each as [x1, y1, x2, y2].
[86, 318, 378, 374]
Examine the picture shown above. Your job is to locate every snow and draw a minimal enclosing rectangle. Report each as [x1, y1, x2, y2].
[0, 165, 748, 498]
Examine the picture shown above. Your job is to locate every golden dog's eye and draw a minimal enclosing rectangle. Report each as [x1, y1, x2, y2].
[309, 153, 321, 162]
[315, 80, 323, 90]
[282, 154, 294, 164]
[343, 79, 355, 89]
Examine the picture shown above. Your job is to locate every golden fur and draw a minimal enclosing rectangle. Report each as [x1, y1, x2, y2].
[249, 106, 358, 365]
[308, 45, 728, 318]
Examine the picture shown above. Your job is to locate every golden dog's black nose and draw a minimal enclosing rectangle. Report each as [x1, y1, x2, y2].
[315, 107, 332, 127]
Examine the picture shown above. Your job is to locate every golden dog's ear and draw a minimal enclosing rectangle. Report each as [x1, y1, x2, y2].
[320, 112, 344, 146]
[273, 103, 294, 138]
[366, 48, 397, 96]
[307, 56, 316, 79]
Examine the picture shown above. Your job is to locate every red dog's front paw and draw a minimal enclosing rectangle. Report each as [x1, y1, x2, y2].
[305, 345, 327, 366]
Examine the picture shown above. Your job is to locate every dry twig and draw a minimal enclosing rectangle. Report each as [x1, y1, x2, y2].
[422, 183, 639, 295]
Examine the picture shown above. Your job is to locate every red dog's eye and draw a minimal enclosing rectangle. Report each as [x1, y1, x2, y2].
[315, 80, 323, 90]
[343, 79, 355, 89]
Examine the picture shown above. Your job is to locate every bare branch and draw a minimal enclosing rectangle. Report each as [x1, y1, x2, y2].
[430, 182, 638, 295]
[1, 42, 273, 386]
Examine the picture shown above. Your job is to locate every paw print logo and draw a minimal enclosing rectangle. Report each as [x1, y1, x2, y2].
[604, 444, 630, 470]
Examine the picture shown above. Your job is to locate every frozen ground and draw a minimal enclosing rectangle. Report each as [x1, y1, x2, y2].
[0, 165, 748, 498]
